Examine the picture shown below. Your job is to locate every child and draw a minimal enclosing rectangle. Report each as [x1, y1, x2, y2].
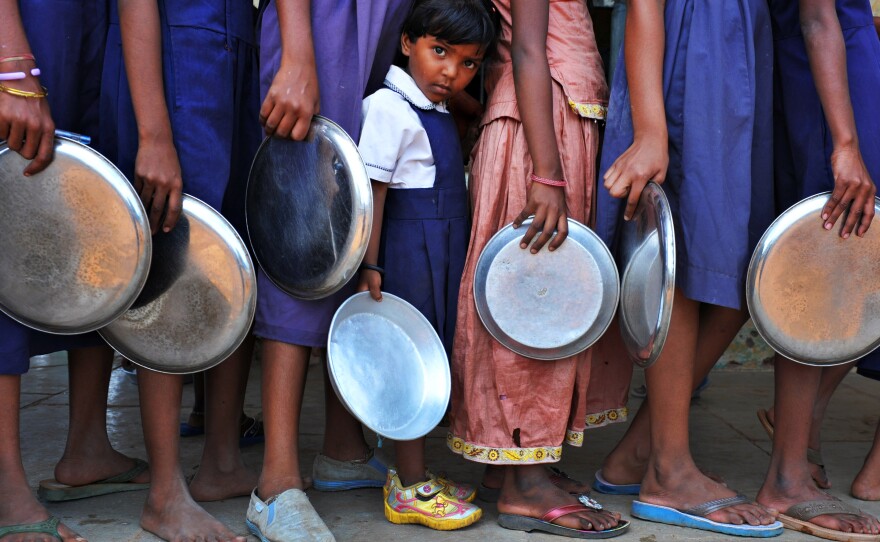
[447, 0, 629, 537]
[594, 0, 781, 536]
[355, 0, 496, 530]
[246, 2, 412, 541]
[756, 0, 880, 538]
[100, 0, 262, 539]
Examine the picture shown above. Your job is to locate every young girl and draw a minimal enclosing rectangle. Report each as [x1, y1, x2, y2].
[447, 0, 629, 537]
[99, 0, 262, 540]
[356, 0, 496, 530]
[756, 0, 880, 538]
[246, 2, 412, 541]
[595, 0, 781, 536]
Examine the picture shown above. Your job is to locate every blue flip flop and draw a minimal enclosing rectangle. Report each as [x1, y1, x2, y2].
[631, 495, 784, 538]
[592, 470, 640, 496]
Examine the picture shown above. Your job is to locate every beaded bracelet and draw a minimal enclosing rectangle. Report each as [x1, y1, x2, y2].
[529, 173, 567, 187]
[0, 83, 48, 98]
[359, 263, 385, 276]
[0, 68, 41, 81]
[0, 54, 36, 63]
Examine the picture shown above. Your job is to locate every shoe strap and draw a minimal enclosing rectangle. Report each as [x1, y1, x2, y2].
[785, 499, 862, 521]
[681, 494, 750, 517]
[415, 479, 445, 498]
[542, 503, 595, 523]
[0, 517, 61, 539]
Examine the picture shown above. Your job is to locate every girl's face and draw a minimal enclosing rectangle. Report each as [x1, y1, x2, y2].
[401, 33, 484, 103]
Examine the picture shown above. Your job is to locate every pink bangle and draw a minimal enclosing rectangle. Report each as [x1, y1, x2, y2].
[0, 68, 41, 81]
[529, 173, 567, 187]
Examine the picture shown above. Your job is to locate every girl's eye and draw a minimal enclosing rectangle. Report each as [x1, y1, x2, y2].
[464, 60, 476, 69]
[433, 46, 446, 56]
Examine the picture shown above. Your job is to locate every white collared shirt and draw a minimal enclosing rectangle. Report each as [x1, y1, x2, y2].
[358, 65, 449, 189]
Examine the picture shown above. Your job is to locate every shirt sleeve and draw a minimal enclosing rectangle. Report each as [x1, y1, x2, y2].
[359, 90, 408, 183]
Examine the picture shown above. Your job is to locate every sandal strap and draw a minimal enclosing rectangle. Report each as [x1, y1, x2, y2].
[541, 503, 596, 523]
[0, 517, 61, 539]
[785, 499, 862, 521]
[681, 494, 751, 517]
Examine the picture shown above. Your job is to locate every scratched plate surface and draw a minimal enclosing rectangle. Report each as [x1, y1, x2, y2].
[0, 137, 151, 334]
[747, 193, 880, 366]
[474, 218, 619, 360]
[100, 195, 256, 374]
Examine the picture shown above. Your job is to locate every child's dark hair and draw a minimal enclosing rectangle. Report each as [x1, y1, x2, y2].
[402, 0, 500, 58]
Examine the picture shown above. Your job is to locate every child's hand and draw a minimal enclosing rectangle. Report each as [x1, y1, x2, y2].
[514, 182, 570, 253]
[603, 135, 669, 221]
[260, 57, 320, 141]
[823, 145, 876, 238]
[0, 78, 55, 176]
[134, 136, 183, 234]
[357, 269, 383, 301]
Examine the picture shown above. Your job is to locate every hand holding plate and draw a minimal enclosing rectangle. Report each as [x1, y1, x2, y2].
[133, 136, 183, 234]
[0, 71, 55, 176]
[603, 135, 668, 221]
[513, 182, 569, 253]
[356, 267, 383, 302]
[260, 56, 320, 141]
[823, 145, 876, 238]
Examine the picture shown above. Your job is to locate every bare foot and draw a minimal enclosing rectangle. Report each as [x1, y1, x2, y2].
[0, 491, 84, 542]
[763, 407, 830, 489]
[641, 461, 775, 526]
[852, 459, 880, 501]
[497, 465, 623, 532]
[759, 474, 880, 534]
[483, 465, 591, 495]
[54, 451, 149, 486]
[600, 453, 726, 487]
[189, 463, 258, 502]
[257, 473, 309, 502]
[141, 488, 246, 542]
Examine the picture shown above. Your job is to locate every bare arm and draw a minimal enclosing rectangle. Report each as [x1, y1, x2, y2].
[800, 0, 875, 237]
[0, 0, 55, 174]
[119, 0, 182, 233]
[356, 180, 388, 301]
[260, 0, 320, 140]
[603, 0, 668, 220]
[509, 0, 568, 252]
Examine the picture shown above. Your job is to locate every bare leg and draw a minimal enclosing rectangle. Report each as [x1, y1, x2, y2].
[138, 369, 245, 542]
[320, 363, 368, 461]
[185, 372, 206, 429]
[600, 304, 748, 486]
[640, 289, 774, 525]
[853, 421, 880, 500]
[483, 464, 591, 494]
[0, 375, 84, 542]
[757, 357, 879, 534]
[497, 465, 622, 531]
[53, 346, 150, 486]
[395, 438, 426, 487]
[257, 340, 310, 499]
[189, 336, 258, 502]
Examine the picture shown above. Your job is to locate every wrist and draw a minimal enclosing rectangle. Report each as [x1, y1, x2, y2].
[138, 123, 174, 146]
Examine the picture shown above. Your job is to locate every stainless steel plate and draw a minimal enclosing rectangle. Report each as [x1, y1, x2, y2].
[474, 218, 619, 360]
[0, 137, 151, 334]
[246, 116, 372, 300]
[328, 292, 450, 440]
[618, 182, 676, 368]
[100, 195, 256, 374]
[747, 192, 880, 366]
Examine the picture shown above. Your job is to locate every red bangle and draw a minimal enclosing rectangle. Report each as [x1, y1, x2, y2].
[0, 54, 36, 64]
[529, 173, 567, 187]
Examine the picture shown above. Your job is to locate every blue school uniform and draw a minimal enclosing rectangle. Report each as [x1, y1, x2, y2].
[769, 0, 880, 375]
[99, 0, 261, 235]
[376, 98, 469, 356]
[0, 0, 109, 375]
[596, 0, 775, 311]
[254, 0, 412, 347]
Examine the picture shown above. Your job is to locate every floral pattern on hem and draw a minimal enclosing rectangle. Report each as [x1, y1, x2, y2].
[567, 98, 607, 121]
[566, 430, 584, 447]
[447, 434, 561, 465]
[586, 407, 628, 429]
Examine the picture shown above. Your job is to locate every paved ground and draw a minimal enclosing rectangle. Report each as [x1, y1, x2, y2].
[19, 342, 880, 542]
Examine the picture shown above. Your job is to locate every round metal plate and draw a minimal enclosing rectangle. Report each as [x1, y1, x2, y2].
[747, 192, 880, 366]
[246, 116, 372, 299]
[328, 292, 450, 441]
[0, 137, 151, 334]
[618, 182, 676, 368]
[474, 218, 619, 360]
[100, 195, 256, 374]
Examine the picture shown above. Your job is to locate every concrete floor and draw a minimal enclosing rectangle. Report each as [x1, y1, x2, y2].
[19, 350, 880, 542]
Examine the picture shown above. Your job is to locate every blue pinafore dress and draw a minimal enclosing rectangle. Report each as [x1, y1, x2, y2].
[769, 0, 880, 376]
[378, 102, 470, 356]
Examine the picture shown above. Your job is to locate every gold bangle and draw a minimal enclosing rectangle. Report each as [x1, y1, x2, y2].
[0, 83, 48, 98]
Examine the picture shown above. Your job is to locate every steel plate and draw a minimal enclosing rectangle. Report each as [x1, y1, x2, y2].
[328, 292, 450, 440]
[474, 218, 619, 360]
[0, 136, 151, 334]
[747, 192, 880, 366]
[618, 182, 676, 368]
[100, 195, 256, 374]
[246, 116, 372, 299]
